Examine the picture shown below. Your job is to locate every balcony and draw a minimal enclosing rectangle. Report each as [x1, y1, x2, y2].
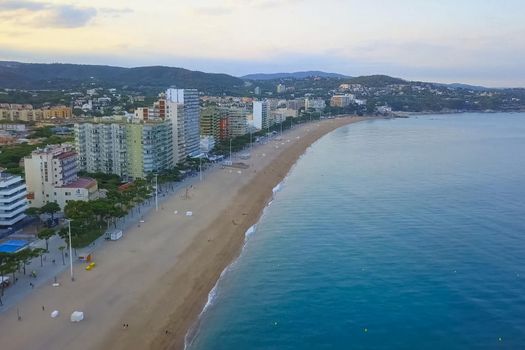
[0, 183, 26, 197]
[0, 203, 28, 218]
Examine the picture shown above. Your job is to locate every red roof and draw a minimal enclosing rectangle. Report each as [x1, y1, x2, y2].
[57, 177, 96, 189]
[55, 151, 77, 160]
[118, 182, 134, 191]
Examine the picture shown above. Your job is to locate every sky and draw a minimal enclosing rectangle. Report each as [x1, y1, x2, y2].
[0, 0, 524, 87]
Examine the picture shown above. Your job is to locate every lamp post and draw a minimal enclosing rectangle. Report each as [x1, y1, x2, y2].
[229, 138, 232, 161]
[66, 219, 74, 282]
[199, 157, 202, 181]
[155, 173, 158, 212]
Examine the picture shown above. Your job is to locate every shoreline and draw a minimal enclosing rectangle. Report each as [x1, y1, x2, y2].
[147, 116, 369, 350]
[0, 116, 369, 350]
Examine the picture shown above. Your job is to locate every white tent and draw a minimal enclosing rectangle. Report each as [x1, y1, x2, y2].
[51, 310, 59, 318]
[70, 311, 84, 322]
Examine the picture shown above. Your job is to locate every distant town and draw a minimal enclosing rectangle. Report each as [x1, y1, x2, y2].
[1, 63, 525, 306]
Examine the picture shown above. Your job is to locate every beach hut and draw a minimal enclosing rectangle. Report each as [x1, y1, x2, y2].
[77, 247, 95, 262]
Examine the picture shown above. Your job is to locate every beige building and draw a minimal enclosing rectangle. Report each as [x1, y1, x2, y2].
[330, 94, 355, 108]
[0, 104, 41, 122]
[42, 106, 72, 119]
[0, 104, 72, 121]
[224, 107, 249, 137]
[24, 145, 98, 210]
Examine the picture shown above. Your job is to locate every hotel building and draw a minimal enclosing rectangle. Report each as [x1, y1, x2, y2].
[0, 171, 28, 228]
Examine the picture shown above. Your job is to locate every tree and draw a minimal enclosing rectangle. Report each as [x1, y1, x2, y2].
[15, 249, 34, 275]
[58, 246, 66, 265]
[37, 228, 55, 250]
[33, 248, 48, 267]
[0, 257, 18, 305]
[26, 207, 40, 230]
[40, 202, 61, 223]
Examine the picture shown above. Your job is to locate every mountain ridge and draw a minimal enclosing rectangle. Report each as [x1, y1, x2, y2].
[0, 61, 244, 93]
[241, 71, 350, 80]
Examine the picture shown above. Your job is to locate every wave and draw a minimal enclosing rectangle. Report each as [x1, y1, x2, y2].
[183, 135, 321, 349]
[184, 216, 265, 349]
[245, 224, 257, 241]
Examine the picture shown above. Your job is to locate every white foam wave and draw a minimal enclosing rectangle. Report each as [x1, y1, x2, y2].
[184, 133, 319, 349]
[245, 224, 257, 240]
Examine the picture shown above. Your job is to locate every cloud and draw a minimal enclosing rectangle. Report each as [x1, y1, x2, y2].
[191, 0, 304, 16]
[98, 7, 134, 18]
[37, 5, 97, 28]
[0, 0, 47, 11]
[0, 1, 132, 28]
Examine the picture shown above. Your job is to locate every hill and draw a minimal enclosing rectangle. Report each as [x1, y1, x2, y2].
[241, 71, 349, 80]
[345, 75, 406, 87]
[0, 61, 245, 94]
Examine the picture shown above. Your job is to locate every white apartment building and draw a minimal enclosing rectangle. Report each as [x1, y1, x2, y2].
[253, 101, 269, 130]
[75, 123, 128, 177]
[24, 145, 98, 210]
[0, 171, 28, 228]
[166, 88, 201, 159]
[305, 98, 326, 111]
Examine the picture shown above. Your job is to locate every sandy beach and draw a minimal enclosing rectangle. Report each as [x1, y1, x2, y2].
[0, 116, 367, 350]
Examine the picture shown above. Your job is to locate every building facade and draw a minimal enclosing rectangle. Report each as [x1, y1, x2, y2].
[226, 107, 249, 137]
[75, 120, 174, 179]
[0, 171, 28, 228]
[166, 88, 200, 158]
[75, 123, 128, 177]
[253, 101, 269, 130]
[305, 98, 326, 111]
[24, 145, 98, 209]
[0, 104, 72, 122]
[330, 94, 355, 108]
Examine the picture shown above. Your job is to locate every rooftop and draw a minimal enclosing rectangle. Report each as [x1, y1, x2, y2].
[57, 177, 96, 189]
[0, 171, 20, 182]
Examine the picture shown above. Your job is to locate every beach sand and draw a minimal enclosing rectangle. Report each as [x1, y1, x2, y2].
[0, 116, 367, 350]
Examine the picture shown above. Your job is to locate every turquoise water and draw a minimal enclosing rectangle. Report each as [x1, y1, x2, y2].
[188, 113, 525, 350]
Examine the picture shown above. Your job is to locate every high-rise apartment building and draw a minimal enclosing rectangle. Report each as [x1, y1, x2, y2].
[126, 121, 174, 178]
[226, 107, 249, 137]
[200, 106, 222, 139]
[75, 123, 127, 177]
[166, 88, 200, 159]
[75, 119, 174, 179]
[0, 171, 28, 228]
[253, 101, 269, 130]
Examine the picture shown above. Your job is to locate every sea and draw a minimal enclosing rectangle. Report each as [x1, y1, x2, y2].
[187, 113, 525, 350]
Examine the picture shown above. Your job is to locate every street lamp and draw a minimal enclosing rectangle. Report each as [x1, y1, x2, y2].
[65, 219, 74, 282]
[155, 173, 158, 212]
[199, 157, 202, 181]
[229, 138, 232, 161]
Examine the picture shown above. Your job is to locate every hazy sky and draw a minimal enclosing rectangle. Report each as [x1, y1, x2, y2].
[1, 0, 524, 87]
